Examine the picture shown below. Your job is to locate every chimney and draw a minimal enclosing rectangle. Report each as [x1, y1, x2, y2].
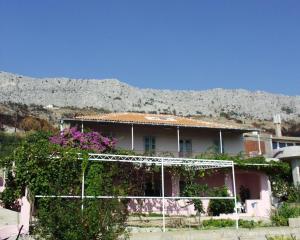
[273, 114, 282, 137]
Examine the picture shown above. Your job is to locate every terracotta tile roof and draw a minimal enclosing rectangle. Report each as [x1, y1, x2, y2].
[69, 112, 255, 131]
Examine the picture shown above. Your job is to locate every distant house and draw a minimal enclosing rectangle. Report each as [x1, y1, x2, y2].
[245, 120, 300, 187]
[62, 113, 272, 217]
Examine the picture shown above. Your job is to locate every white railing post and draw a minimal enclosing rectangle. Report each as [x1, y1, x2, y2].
[161, 158, 165, 232]
[81, 171, 85, 211]
[232, 163, 238, 229]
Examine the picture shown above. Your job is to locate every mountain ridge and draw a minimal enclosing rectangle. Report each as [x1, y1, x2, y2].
[0, 71, 299, 121]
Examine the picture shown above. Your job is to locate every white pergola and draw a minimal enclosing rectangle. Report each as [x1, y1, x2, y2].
[35, 153, 238, 232]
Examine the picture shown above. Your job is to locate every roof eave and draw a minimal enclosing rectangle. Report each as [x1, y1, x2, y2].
[62, 118, 257, 132]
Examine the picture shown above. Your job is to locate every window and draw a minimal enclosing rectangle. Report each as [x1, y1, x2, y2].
[213, 139, 224, 153]
[144, 136, 156, 154]
[296, 143, 300, 146]
[272, 141, 278, 150]
[179, 139, 192, 157]
[279, 142, 286, 148]
[287, 142, 294, 146]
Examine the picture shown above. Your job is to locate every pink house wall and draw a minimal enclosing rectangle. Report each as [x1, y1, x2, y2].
[128, 170, 272, 217]
[245, 173, 271, 217]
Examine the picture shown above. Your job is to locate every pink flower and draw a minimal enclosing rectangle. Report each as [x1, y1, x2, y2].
[49, 127, 116, 153]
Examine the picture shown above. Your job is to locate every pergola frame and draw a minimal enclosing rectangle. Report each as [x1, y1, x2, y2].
[35, 153, 238, 232]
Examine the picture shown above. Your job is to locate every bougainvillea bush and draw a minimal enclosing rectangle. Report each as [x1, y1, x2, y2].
[49, 127, 116, 152]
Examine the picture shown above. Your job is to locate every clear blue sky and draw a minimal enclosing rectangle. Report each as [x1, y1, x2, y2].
[0, 1, 299, 95]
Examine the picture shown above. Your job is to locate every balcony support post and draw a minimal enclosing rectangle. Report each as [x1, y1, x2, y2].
[258, 132, 262, 155]
[131, 124, 134, 151]
[219, 130, 223, 154]
[60, 120, 64, 132]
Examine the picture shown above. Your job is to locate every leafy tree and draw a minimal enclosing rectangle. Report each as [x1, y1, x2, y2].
[178, 168, 207, 225]
[183, 183, 206, 224]
[0, 130, 134, 240]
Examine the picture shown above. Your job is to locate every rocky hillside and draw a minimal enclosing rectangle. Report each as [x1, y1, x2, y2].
[0, 71, 299, 121]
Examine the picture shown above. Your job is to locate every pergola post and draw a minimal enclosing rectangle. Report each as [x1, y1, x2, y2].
[81, 121, 84, 133]
[81, 171, 85, 211]
[177, 127, 180, 156]
[219, 130, 223, 154]
[131, 124, 134, 151]
[161, 158, 165, 232]
[232, 164, 239, 229]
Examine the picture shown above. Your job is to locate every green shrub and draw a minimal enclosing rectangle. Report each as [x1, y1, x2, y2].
[208, 187, 235, 216]
[35, 198, 129, 240]
[271, 203, 300, 226]
[0, 132, 22, 159]
[287, 185, 300, 203]
[238, 219, 256, 229]
[0, 172, 20, 210]
[281, 106, 294, 115]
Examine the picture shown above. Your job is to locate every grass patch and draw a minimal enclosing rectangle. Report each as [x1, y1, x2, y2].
[266, 235, 296, 240]
[201, 219, 269, 229]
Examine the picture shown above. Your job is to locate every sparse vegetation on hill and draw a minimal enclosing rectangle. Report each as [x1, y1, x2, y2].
[20, 116, 57, 132]
[1, 71, 300, 121]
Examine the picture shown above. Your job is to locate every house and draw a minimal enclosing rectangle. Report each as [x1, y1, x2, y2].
[244, 115, 300, 186]
[62, 112, 272, 217]
[62, 112, 254, 157]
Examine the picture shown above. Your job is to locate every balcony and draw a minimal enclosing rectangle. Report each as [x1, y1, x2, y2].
[272, 146, 300, 159]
